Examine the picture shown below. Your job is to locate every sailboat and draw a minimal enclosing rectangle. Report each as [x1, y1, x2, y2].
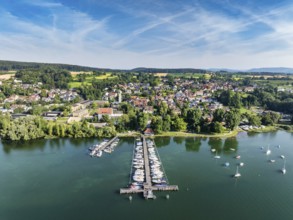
[214, 151, 221, 159]
[234, 166, 241, 178]
[281, 160, 286, 174]
[266, 145, 271, 155]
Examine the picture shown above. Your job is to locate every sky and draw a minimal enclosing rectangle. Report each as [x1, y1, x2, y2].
[1, 0, 293, 69]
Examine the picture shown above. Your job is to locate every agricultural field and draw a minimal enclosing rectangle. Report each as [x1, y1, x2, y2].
[69, 72, 117, 88]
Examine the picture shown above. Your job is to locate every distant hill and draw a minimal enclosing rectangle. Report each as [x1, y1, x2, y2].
[247, 67, 293, 74]
[0, 60, 208, 73]
[0, 60, 292, 74]
[131, 67, 207, 73]
[0, 60, 117, 72]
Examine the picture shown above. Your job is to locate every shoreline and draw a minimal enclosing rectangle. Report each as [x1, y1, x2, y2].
[153, 130, 239, 138]
[117, 125, 291, 139]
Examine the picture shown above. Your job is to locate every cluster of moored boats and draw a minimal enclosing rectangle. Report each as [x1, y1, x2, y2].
[130, 138, 167, 190]
[147, 139, 168, 185]
[88, 138, 119, 158]
[211, 143, 286, 178]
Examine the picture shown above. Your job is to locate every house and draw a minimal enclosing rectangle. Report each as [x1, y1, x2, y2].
[28, 94, 41, 102]
[43, 111, 62, 117]
[96, 108, 123, 120]
[71, 100, 92, 112]
[144, 128, 154, 136]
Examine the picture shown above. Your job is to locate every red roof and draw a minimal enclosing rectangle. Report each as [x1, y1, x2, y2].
[97, 108, 113, 115]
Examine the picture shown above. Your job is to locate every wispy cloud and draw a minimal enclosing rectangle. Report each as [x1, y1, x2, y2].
[1, 0, 293, 69]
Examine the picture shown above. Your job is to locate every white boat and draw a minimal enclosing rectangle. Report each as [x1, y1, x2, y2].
[211, 148, 216, 152]
[269, 159, 276, 163]
[280, 155, 285, 159]
[214, 152, 221, 159]
[266, 145, 271, 155]
[230, 148, 235, 151]
[224, 162, 230, 167]
[95, 150, 102, 157]
[234, 166, 241, 178]
[239, 162, 244, 167]
[235, 155, 241, 159]
[281, 160, 286, 174]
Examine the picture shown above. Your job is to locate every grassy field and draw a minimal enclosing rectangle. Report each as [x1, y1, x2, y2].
[0, 73, 15, 80]
[69, 73, 117, 88]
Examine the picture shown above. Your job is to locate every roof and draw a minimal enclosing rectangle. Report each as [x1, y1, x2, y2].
[144, 128, 154, 134]
[97, 108, 113, 115]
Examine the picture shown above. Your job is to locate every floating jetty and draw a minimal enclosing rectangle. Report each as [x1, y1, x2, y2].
[120, 136, 179, 199]
[89, 136, 119, 157]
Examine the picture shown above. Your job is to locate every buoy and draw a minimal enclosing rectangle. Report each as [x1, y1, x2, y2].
[166, 194, 170, 199]
[129, 196, 132, 201]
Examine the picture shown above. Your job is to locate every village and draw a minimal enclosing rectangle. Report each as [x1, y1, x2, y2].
[0, 70, 292, 140]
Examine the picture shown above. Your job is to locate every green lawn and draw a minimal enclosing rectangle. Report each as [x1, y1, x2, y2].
[69, 73, 117, 88]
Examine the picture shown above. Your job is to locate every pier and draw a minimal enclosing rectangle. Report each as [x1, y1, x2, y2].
[89, 136, 119, 157]
[120, 136, 179, 199]
[99, 136, 119, 151]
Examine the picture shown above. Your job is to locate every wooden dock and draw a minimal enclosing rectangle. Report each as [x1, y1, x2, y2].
[120, 136, 179, 199]
[99, 136, 119, 151]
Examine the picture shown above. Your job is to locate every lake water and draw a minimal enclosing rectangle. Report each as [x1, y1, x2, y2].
[0, 131, 293, 220]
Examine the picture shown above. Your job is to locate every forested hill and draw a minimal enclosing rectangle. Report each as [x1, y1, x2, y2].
[131, 67, 207, 73]
[0, 60, 115, 72]
[0, 60, 207, 73]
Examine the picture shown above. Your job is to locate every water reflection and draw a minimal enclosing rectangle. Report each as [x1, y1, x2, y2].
[173, 137, 185, 145]
[2, 139, 47, 154]
[207, 138, 223, 153]
[68, 138, 96, 148]
[185, 138, 201, 152]
[223, 137, 238, 153]
[155, 137, 171, 148]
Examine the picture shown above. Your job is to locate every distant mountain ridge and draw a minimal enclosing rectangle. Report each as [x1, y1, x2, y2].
[0, 60, 292, 74]
[247, 67, 293, 74]
[208, 67, 293, 74]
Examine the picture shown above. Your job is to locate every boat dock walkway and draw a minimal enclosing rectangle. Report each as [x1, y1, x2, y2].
[120, 136, 179, 199]
[99, 136, 119, 151]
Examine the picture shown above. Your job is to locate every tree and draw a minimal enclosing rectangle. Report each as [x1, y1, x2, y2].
[230, 92, 242, 108]
[225, 109, 241, 130]
[116, 114, 130, 132]
[162, 115, 171, 132]
[171, 116, 187, 131]
[213, 108, 225, 122]
[261, 112, 281, 125]
[158, 102, 168, 117]
[151, 116, 163, 134]
[137, 112, 149, 131]
[211, 122, 225, 133]
[185, 108, 202, 132]
[248, 114, 261, 126]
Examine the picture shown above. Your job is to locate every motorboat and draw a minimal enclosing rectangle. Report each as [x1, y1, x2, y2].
[239, 162, 244, 167]
[280, 155, 285, 159]
[224, 162, 230, 167]
[95, 150, 102, 157]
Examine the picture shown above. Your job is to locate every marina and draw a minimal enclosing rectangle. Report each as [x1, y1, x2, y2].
[120, 136, 179, 199]
[0, 131, 292, 220]
[88, 136, 119, 157]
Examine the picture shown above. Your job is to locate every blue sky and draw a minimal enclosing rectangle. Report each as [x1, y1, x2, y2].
[1, 0, 293, 69]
